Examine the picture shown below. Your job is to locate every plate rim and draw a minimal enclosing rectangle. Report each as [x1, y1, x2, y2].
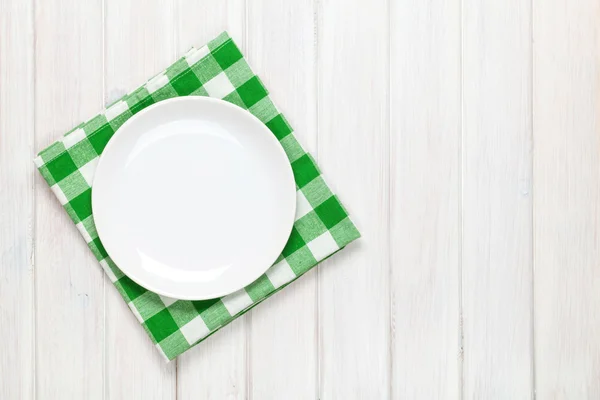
[91, 96, 297, 300]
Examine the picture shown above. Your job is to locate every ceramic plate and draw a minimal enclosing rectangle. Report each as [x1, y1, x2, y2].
[92, 97, 296, 300]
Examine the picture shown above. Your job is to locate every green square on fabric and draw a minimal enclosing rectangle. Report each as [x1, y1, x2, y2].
[168, 300, 200, 327]
[314, 196, 348, 229]
[192, 298, 220, 315]
[248, 96, 279, 124]
[191, 55, 222, 83]
[105, 257, 125, 280]
[39, 141, 66, 163]
[279, 135, 304, 162]
[83, 114, 109, 136]
[329, 217, 361, 246]
[207, 32, 230, 51]
[68, 188, 93, 221]
[45, 151, 77, 183]
[302, 176, 333, 208]
[38, 165, 56, 186]
[171, 69, 202, 96]
[127, 87, 155, 115]
[246, 274, 275, 302]
[115, 275, 146, 302]
[67, 140, 97, 168]
[200, 300, 231, 330]
[131, 291, 165, 320]
[166, 59, 189, 80]
[281, 226, 306, 257]
[286, 246, 317, 276]
[89, 237, 108, 259]
[88, 124, 115, 155]
[291, 154, 320, 188]
[144, 309, 179, 343]
[107, 109, 133, 131]
[190, 86, 209, 97]
[224, 58, 254, 88]
[222, 91, 247, 109]
[266, 114, 293, 140]
[236, 76, 268, 108]
[212, 39, 243, 70]
[81, 215, 98, 240]
[160, 331, 190, 360]
[150, 84, 178, 102]
[58, 171, 89, 201]
[63, 203, 79, 224]
[295, 211, 328, 242]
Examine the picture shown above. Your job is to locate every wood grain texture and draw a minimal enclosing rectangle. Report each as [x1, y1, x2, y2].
[34, 1, 105, 398]
[246, 1, 318, 398]
[533, 0, 600, 397]
[175, 2, 248, 400]
[462, 0, 534, 398]
[104, 1, 177, 398]
[0, 1, 34, 399]
[390, 0, 461, 398]
[317, 0, 390, 398]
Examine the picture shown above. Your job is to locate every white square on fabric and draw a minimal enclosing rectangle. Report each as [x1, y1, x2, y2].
[159, 295, 177, 307]
[146, 74, 169, 93]
[307, 231, 339, 261]
[100, 259, 117, 282]
[266, 259, 296, 289]
[50, 184, 69, 205]
[75, 222, 92, 243]
[62, 128, 86, 149]
[221, 289, 253, 316]
[180, 316, 210, 345]
[155, 344, 169, 361]
[128, 302, 144, 323]
[203, 72, 235, 99]
[185, 45, 210, 67]
[78, 157, 99, 186]
[295, 191, 312, 221]
[105, 100, 129, 121]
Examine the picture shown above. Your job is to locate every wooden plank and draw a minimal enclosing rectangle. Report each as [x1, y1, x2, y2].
[246, 1, 318, 398]
[0, 0, 34, 399]
[533, 0, 600, 397]
[103, 1, 177, 398]
[318, 0, 390, 397]
[34, 1, 105, 398]
[462, 0, 534, 398]
[175, 2, 248, 399]
[389, 0, 461, 398]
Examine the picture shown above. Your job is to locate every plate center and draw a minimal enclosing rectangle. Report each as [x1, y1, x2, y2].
[116, 120, 275, 275]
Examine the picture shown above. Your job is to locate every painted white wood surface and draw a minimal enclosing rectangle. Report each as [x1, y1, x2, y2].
[462, 0, 534, 398]
[2, 0, 600, 398]
[390, 0, 461, 398]
[318, 0, 390, 398]
[0, 1, 34, 399]
[533, 0, 600, 397]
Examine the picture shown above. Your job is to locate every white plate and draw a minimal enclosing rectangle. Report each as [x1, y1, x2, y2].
[92, 97, 296, 300]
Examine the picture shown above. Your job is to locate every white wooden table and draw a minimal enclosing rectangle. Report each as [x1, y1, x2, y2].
[1, 0, 599, 398]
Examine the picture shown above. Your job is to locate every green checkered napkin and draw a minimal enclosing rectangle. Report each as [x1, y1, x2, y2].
[34, 32, 360, 361]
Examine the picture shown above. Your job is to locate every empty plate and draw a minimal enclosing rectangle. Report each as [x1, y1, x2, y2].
[92, 97, 296, 300]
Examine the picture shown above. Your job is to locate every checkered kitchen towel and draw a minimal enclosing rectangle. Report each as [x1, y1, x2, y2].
[34, 32, 360, 361]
